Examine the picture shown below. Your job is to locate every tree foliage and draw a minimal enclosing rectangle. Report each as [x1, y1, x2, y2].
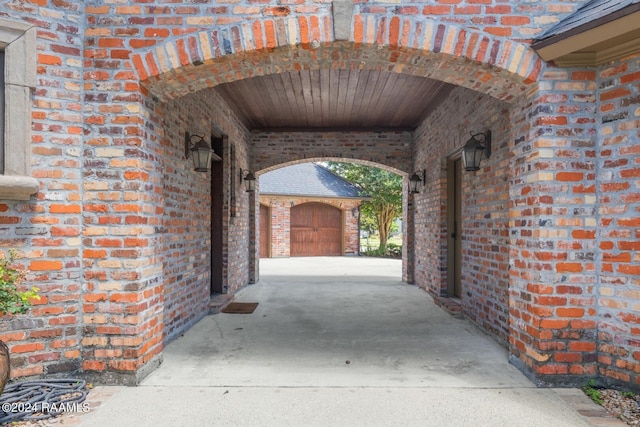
[326, 162, 402, 249]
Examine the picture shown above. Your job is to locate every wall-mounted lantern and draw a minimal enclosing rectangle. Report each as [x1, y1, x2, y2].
[461, 130, 491, 172]
[409, 170, 426, 194]
[185, 132, 221, 172]
[240, 169, 256, 193]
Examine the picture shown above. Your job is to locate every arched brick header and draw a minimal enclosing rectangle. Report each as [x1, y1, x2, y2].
[253, 130, 413, 178]
[131, 19, 542, 102]
[257, 157, 408, 177]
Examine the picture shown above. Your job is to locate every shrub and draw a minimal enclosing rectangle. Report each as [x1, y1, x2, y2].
[362, 244, 402, 259]
[0, 249, 39, 315]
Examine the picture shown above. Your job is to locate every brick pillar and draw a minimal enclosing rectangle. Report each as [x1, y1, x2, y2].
[594, 57, 640, 388]
[81, 90, 164, 384]
[81, 150, 164, 384]
[249, 189, 258, 284]
[404, 180, 414, 284]
[508, 72, 598, 385]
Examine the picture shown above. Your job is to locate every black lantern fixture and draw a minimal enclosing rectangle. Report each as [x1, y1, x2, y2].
[409, 170, 425, 194]
[461, 130, 491, 172]
[241, 169, 256, 193]
[185, 132, 220, 172]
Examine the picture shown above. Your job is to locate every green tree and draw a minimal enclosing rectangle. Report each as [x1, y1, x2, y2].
[326, 162, 402, 250]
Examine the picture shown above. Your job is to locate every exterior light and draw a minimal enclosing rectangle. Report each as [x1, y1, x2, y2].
[461, 130, 491, 172]
[241, 169, 256, 193]
[409, 170, 425, 194]
[185, 132, 220, 172]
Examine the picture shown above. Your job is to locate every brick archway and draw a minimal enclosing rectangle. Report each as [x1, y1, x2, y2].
[133, 21, 541, 103]
[80, 15, 544, 385]
[254, 157, 413, 283]
[93, 17, 542, 384]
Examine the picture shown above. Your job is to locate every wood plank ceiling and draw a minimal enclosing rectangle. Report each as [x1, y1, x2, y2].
[215, 70, 454, 131]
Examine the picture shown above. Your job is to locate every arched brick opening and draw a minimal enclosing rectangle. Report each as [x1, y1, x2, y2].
[253, 158, 411, 284]
[131, 19, 541, 103]
[82, 18, 543, 384]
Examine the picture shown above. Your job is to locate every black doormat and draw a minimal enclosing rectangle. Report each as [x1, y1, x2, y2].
[221, 302, 259, 314]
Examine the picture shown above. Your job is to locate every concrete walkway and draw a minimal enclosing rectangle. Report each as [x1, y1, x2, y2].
[70, 257, 620, 426]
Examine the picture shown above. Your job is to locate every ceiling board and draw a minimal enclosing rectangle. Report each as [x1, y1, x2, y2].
[215, 70, 454, 131]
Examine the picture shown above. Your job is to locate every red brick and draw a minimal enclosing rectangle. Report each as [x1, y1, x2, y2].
[556, 263, 583, 273]
[11, 343, 45, 353]
[423, 5, 451, 14]
[556, 308, 585, 318]
[557, 172, 583, 182]
[601, 87, 632, 101]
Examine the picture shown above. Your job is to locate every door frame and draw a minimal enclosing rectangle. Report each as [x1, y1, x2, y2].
[210, 127, 226, 295]
[446, 155, 462, 298]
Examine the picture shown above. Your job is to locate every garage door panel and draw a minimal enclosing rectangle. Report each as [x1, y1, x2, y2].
[316, 228, 342, 255]
[315, 208, 341, 228]
[290, 204, 315, 228]
[260, 204, 269, 258]
[291, 202, 342, 257]
[291, 229, 316, 256]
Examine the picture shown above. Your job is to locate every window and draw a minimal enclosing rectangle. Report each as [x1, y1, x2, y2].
[0, 18, 38, 200]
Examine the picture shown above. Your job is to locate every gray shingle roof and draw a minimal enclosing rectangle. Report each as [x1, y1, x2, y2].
[259, 163, 365, 198]
[535, 0, 640, 42]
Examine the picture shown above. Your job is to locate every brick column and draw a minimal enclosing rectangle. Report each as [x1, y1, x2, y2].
[81, 82, 164, 383]
[404, 180, 414, 284]
[508, 71, 598, 385]
[249, 189, 258, 284]
[80, 144, 164, 384]
[594, 57, 640, 387]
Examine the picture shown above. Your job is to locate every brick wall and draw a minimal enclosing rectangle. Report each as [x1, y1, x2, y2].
[595, 53, 640, 388]
[259, 195, 361, 257]
[253, 131, 413, 176]
[413, 86, 511, 343]
[0, 0, 85, 379]
[156, 87, 251, 343]
[3, 0, 640, 390]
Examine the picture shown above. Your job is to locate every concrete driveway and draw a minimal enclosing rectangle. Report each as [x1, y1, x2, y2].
[72, 257, 617, 427]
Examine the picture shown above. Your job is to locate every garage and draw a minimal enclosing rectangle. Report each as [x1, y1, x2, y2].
[258, 163, 367, 258]
[290, 202, 343, 256]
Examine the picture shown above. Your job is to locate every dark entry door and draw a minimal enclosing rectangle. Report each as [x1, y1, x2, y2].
[447, 158, 462, 298]
[259, 204, 270, 258]
[291, 203, 342, 256]
[210, 135, 224, 294]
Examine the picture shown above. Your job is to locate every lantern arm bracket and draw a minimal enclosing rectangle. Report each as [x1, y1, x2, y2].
[184, 132, 222, 161]
[461, 130, 491, 172]
[465, 130, 491, 159]
[472, 130, 491, 159]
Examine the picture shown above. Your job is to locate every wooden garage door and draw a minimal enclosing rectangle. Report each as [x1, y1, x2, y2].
[259, 204, 270, 258]
[291, 203, 342, 257]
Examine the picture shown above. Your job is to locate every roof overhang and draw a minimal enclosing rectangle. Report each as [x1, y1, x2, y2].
[532, 4, 640, 67]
